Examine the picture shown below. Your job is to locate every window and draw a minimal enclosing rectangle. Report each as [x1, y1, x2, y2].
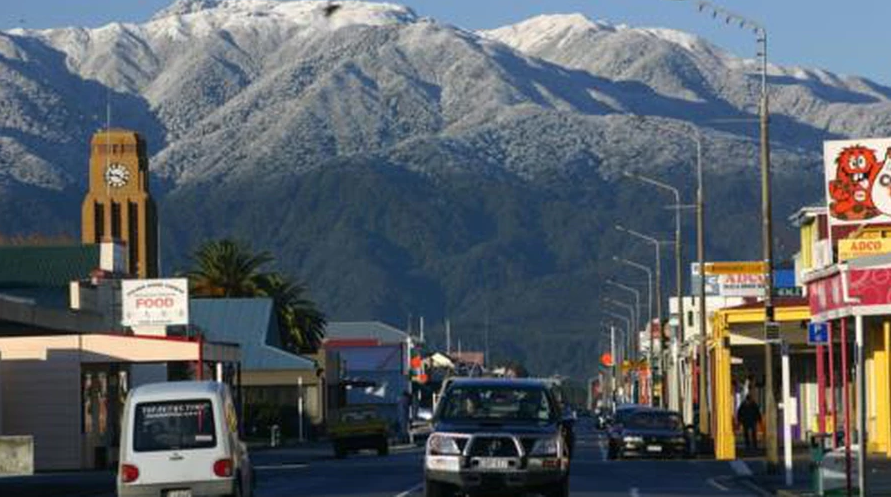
[439, 386, 556, 423]
[134, 399, 216, 452]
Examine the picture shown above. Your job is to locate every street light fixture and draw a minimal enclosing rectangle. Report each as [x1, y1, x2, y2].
[622, 172, 685, 412]
[627, 116, 709, 436]
[605, 279, 643, 360]
[668, 0, 779, 475]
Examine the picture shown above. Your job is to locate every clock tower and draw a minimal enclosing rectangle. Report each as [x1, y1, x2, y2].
[81, 129, 158, 278]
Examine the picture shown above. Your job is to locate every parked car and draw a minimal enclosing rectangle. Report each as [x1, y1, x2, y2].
[608, 409, 691, 459]
[328, 405, 390, 458]
[117, 381, 254, 497]
[424, 378, 572, 497]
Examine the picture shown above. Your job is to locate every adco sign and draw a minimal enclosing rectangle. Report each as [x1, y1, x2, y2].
[122, 278, 189, 327]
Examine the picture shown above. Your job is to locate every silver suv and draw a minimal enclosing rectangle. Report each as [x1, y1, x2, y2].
[424, 378, 571, 497]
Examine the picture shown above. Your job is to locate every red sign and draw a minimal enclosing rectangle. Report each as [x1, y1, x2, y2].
[809, 266, 891, 318]
[600, 352, 614, 367]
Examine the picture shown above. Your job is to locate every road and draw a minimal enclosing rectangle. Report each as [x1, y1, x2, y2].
[257, 422, 767, 497]
[2, 423, 770, 497]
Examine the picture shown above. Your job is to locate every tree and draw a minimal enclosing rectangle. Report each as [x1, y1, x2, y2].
[185, 238, 326, 352]
[257, 273, 327, 352]
[186, 239, 273, 298]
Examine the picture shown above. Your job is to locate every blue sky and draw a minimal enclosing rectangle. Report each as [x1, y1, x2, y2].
[2, 0, 889, 85]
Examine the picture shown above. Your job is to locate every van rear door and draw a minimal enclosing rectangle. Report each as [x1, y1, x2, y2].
[128, 398, 226, 484]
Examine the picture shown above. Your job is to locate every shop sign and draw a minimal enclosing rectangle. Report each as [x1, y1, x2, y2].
[824, 137, 891, 227]
[122, 278, 189, 327]
[703, 261, 767, 275]
[808, 273, 847, 317]
[691, 262, 765, 297]
[838, 237, 891, 261]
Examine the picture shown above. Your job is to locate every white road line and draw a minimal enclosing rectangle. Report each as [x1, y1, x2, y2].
[629, 487, 641, 497]
[729, 460, 753, 476]
[738, 479, 772, 497]
[254, 463, 308, 470]
[707, 477, 730, 492]
[394, 482, 423, 497]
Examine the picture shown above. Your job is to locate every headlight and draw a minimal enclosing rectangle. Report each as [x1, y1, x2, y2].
[529, 437, 560, 456]
[623, 436, 644, 443]
[427, 434, 461, 455]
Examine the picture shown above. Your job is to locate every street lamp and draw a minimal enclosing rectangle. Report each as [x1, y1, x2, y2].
[603, 310, 631, 405]
[669, 0, 778, 473]
[627, 117, 709, 435]
[605, 279, 642, 359]
[623, 172, 685, 411]
[613, 254, 658, 406]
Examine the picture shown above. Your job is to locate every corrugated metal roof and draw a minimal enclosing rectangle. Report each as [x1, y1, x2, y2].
[325, 321, 409, 344]
[0, 245, 100, 288]
[189, 298, 315, 371]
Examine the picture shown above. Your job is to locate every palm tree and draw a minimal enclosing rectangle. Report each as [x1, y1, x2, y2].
[185, 238, 326, 352]
[186, 239, 273, 297]
[258, 274, 327, 352]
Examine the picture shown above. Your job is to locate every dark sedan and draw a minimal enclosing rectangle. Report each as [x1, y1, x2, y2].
[607, 409, 691, 459]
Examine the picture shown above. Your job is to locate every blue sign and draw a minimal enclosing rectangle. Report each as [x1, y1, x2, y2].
[808, 322, 829, 345]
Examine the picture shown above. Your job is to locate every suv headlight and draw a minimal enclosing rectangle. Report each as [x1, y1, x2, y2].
[529, 436, 560, 456]
[427, 434, 461, 455]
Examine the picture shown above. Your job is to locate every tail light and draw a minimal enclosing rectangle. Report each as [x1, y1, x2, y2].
[213, 458, 233, 477]
[120, 463, 139, 483]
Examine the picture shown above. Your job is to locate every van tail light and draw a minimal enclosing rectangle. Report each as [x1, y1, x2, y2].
[120, 463, 139, 483]
[213, 458, 233, 477]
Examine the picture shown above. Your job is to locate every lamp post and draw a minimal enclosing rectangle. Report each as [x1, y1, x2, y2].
[613, 255, 657, 406]
[669, 0, 777, 472]
[624, 172, 684, 411]
[605, 279, 642, 360]
[628, 118, 709, 434]
[603, 311, 631, 404]
[603, 297, 637, 353]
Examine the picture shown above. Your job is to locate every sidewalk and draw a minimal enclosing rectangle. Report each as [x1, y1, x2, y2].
[742, 449, 891, 496]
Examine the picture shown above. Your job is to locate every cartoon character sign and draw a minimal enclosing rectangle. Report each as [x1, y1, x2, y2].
[825, 139, 891, 224]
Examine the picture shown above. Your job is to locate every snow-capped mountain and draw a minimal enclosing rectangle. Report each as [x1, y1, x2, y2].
[2, 1, 890, 376]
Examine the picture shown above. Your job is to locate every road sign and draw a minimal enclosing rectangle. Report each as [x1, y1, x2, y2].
[600, 352, 614, 367]
[765, 321, 781, 342]
[703, 261, 767, 275]
[808, 322, 829, 345]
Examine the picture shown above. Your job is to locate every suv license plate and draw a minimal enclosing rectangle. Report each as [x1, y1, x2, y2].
[165, 491, 192, 497]
[478, 458, 510, 470]
[646, 445, 663, 453]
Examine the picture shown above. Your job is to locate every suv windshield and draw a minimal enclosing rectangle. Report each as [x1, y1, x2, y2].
[439, 385, 556, 422]
[625, 411, 682, 431]
[134, 399, 216, 452]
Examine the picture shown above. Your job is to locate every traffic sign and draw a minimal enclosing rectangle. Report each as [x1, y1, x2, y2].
[600, 352, 614, 367]
[765, 321, 781, 342]
[808, 322, 829, 345]
[703, 261, 767, 275]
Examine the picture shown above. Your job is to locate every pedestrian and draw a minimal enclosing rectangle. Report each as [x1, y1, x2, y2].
[737, 394, 762, 450]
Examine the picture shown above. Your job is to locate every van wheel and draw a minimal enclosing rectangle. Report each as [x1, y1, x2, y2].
[542, 476, 569, 497]
[229, 477, 243, 497]
[377, 437, 389, 456]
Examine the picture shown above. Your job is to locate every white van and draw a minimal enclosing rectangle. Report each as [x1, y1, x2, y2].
[117, 381, 254, 497]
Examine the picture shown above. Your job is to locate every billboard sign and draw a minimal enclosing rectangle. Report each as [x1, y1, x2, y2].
[122, 278, 189, 327]
[838, 237, 891, 261]
[691, 263, 765, 297]
[825, 138, 891, 227]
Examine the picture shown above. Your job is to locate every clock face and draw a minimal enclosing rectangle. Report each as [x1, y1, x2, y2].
[104, 163, 130, 188]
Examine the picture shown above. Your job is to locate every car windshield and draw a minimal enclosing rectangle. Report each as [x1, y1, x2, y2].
[625, 412, 682, 431]
[133, 399, 216, 452]
[439, 385, 556, 422]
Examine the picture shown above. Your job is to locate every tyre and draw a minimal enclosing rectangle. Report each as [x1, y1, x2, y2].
[542, 476, 569, 497]
[228, 477, 243, 497]
[607, 444, 619, 460]
[377, 437, 389, 456]
[424, 478, 452, 497]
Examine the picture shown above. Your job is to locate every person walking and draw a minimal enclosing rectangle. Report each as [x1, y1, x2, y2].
[737, 394, 762, 451]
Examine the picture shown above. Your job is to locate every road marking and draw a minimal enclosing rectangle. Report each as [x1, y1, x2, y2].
[729, 460, 753, 476]
[254, 463, 308, 470]
[738, 478, 772, 497]
[394, 482, 423, 497]
[629, 487, 641, 497]
[707, 477, 730, 492]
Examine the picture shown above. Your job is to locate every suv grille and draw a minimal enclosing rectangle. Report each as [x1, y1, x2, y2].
[468, 437, 519, 457]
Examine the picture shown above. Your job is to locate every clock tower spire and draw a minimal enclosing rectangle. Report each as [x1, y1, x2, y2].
[81, 129, 158, 278]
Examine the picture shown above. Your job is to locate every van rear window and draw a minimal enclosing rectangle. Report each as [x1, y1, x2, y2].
[134, 399, 216, 452]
